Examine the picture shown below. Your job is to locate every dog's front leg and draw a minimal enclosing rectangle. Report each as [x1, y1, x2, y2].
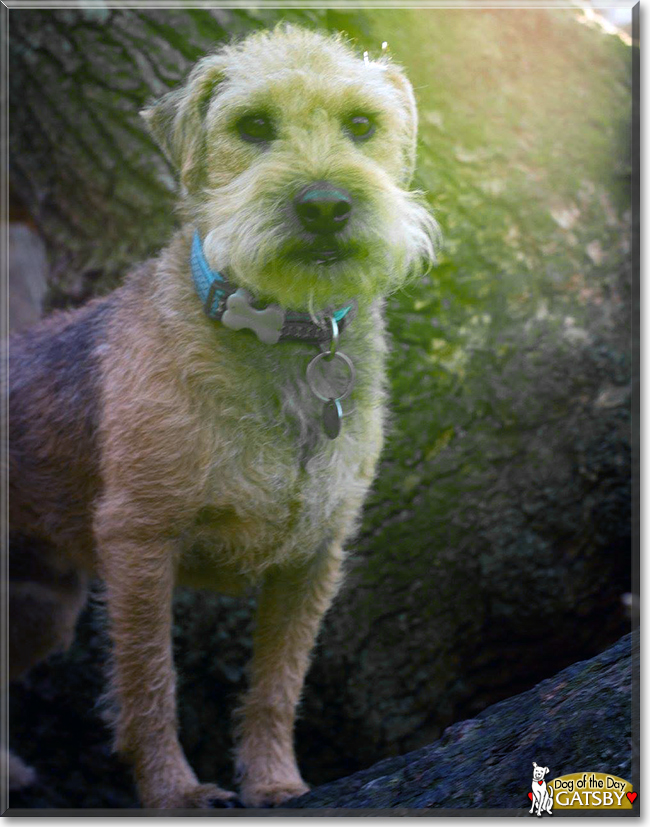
[235, 543, 344, 807]
[99, 532, 236, 809]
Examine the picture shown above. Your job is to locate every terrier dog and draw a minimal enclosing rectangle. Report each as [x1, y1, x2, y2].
[7, 25, 437, 808]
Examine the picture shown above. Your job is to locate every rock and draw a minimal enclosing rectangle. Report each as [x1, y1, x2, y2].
[9, 632, 634, 810]
[286, 632, 636, 809]
[8, 223, 48, 333]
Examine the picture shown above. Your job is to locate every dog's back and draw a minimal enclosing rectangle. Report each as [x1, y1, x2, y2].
[9, 298, 113, 552]
[7, 297, 116, 689]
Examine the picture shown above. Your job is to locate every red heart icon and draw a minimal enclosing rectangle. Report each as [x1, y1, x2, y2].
[627, 792, 637, 804]
[528, 792, 533, 801]
[538, 781, 543, 785]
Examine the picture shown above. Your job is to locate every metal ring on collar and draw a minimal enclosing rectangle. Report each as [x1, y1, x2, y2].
[319, 314, 339, 358]
[306, 350, 356, 402]
[327, 315, 339, 359]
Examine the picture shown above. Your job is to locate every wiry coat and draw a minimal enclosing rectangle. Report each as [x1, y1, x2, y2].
[7, 25, 437, 809]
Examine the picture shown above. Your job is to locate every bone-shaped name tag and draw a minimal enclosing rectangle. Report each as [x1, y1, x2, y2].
[221, 289, 285, 345]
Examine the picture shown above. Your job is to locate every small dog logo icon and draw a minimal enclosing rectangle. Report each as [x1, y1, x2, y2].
[529, 762, 553, 816]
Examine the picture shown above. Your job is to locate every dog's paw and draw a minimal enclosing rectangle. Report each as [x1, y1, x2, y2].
[241, 779, 310, 808]
[146, 783, 240, 809]
[181, 783, 241, 809]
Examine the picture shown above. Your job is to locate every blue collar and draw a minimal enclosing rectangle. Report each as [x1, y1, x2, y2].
[190, 232, 353, 345]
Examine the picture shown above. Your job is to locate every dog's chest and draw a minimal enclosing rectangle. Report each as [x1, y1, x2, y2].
[181, 443, 364, 584]
[180, 357, 381, 577]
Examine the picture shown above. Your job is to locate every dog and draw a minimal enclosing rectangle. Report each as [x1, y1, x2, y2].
[6, 25, 437, 808]
[530, 763, 553, 816]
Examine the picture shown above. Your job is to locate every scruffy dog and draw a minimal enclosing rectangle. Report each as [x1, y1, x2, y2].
[7, 25, 437, 808]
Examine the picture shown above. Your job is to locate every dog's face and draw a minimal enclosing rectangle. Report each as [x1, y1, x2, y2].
[532, 763, 549, 783]
[143, 26, 438, 311]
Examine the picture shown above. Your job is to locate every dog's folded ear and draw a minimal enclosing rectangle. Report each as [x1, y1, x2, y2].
[380, 60, 418, 185]
[141, 56, 225, 191]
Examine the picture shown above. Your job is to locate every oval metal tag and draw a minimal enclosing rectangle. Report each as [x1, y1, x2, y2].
[322, 398, 342, 439]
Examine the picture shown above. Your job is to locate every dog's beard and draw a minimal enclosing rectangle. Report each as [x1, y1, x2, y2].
[198, 171, 439, 312]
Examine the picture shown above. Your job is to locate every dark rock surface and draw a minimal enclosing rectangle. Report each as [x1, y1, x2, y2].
[286, 632, 636, 810]
[9, 633, 635, 811]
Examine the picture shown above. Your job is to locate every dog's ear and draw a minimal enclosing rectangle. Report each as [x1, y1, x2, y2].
[141, 56, 225, 191]
[544, 768, 549, 776]
[381, 61, 418, 184]
[533, 762, 538, 768]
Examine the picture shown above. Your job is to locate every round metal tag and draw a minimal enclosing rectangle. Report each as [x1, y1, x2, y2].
[306, 350, 356, 403]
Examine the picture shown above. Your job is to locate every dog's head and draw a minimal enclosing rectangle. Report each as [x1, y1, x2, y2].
[532, 763, 550, 783]
[143, 25, 438, 312]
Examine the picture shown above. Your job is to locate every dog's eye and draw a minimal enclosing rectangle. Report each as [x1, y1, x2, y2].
[237, 114, 277, 144]
[344, 114, 376, 142]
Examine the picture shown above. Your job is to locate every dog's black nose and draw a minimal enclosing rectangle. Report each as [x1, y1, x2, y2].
[294, 182, 352, 235]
